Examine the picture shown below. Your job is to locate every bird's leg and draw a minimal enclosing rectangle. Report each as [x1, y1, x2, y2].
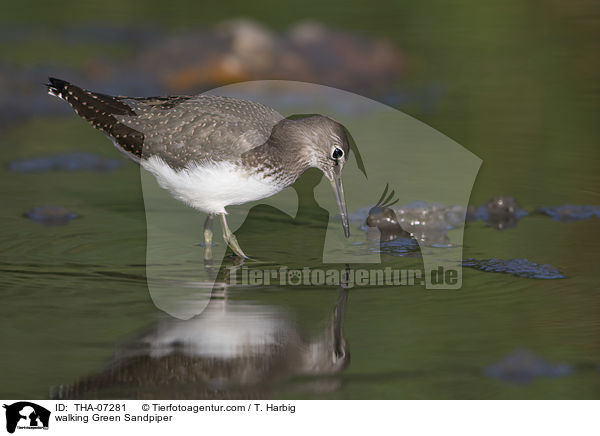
[203, 214, 214, 263]
[219, 213, 248, 258]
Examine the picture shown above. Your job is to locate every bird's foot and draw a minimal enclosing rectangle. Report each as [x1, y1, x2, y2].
[224, 232, 248, 259]
[219, 213, 249, 259]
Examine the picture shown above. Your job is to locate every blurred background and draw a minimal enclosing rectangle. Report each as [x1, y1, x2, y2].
[0, 0, 599, 399]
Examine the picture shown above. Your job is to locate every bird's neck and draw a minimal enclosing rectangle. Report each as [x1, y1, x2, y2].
[241, 136, 313, 187]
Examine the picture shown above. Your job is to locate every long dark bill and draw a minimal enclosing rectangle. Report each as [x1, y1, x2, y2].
[330, 171, 350, 238]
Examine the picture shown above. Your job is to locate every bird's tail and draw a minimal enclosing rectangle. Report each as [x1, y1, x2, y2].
[44, 77, 144, 158]
[45, 77, 136, 117]
[46, 77, 70, 100]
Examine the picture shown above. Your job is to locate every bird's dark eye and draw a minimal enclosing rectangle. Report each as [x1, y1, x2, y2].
[332, 148, 344, 159]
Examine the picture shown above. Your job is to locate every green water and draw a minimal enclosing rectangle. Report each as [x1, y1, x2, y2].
[1, 1, 599, 399]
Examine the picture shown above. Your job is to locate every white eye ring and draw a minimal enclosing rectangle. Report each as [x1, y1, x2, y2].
[332, 147, 344, 159]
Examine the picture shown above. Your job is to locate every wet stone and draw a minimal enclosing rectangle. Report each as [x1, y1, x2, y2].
[467, 196, 528, 230]
[359, 201, 466, 247]
[462, 258, 565, 279]
[25, 206, 79, 226]
[485, 349, 572, 384]
[359, 197, 529, 249]
[9, 152, 122, 172]
[536, 205, 600, 222]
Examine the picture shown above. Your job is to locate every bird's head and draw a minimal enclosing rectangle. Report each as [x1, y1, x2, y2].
[279, 115, 351, 237]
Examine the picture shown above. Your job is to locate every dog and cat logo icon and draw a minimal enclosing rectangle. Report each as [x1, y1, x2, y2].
[3, 402, 50, 433]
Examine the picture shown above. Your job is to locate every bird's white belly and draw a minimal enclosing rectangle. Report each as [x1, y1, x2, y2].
[141, 156, 280, 214]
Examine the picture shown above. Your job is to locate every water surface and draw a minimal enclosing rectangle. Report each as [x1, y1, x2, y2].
[1, 1, 599, 399]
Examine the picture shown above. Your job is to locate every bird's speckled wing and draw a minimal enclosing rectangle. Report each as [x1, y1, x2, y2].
[115, 95, 284, 168]
[45, 79, 284, 170]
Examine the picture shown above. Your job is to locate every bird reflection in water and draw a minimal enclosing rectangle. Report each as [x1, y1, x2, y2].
[53, 277, 350, 400]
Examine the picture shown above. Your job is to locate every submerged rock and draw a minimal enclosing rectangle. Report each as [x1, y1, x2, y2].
[361, 195, 597, 242]
[536, 205, 600, 222]
[462, 258, 565, 279]
[365, 205, 409, 242]
[360, 200, 466, 247]
[9, 152, 122, 172]
[25, 206, 78, 226]
[392, 201, 466, 246]
[360, 195, 528, 247]
[485, 349, 572, 384]
[467, 196, 527, 230]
